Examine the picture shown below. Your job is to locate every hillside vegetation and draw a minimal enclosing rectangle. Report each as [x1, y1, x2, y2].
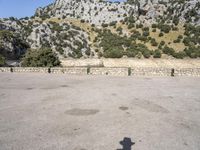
[0, 0, 200, 66]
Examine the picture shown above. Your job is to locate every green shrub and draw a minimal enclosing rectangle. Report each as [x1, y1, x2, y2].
[172, 27, 179, 31]
[0, 54, 5, 66]
[80, 19, 85, 23]
[49, 22, 63, 32]
[85, 49, 91, 56]
[162, 46, 175, 56]
[130, 30, 141, 40]
[126, 48, 138, 57]
[178, 35, 183, 39]
[98, 31, 127, 58]
[160, 24, 171, 33]
[126, 16, 135, 24]
[56, 46, 64, 55]
[184, 46, 200, 58]
[0, 30, 13, 40]
[159, 32, 164, 37]
[103, 47, 123, 58]
[142, 27, 150, 31]
[152, 29, 156, 32]
[102, 23, 108, 28]
[172, 51, 186, 59]
[143, 31, 150, 37]
[136, 52, 142, 59]
[97, 51, 102, 58]
[183, 37, 191, 46]
[136, 24, 143, 29]
[116, 27, 123, 34]
[152, 24, 157, 28]
[138, 35, 148, 42]
[21, 48, 60, 67]
[109, 21, 117, 26]
[151, 39, 158, 47]
[173, 17, 179, 26]
[173, 39, 181, 43]
[128, 23, 135, 29]
[160, 41, 165, 46]
[142, 50, 151, 58]
[153, 50, 162, 58]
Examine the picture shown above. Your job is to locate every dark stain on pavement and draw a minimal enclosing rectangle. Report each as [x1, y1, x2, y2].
[41, 86, 57, 90]
[119, 106, 129, 111]
[65, 108, 99, 116]
[112, 93, 117, 96]
[41, 85, 70, 90]
[60, 85, 69, 88]
[132, 99, 169, 113]
[26, 87, 34, 90]
[0, 93, 6, 99]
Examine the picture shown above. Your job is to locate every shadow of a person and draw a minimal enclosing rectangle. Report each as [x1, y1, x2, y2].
[117, 137, 135, 150]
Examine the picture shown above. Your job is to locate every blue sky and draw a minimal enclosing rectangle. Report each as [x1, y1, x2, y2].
[0, 0, 125, 18]
[0, 0, 54, 18]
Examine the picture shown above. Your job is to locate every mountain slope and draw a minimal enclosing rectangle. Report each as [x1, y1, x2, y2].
[0, 0, 200, 65]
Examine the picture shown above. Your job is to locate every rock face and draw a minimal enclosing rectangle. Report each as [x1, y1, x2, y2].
[0, 18, 91, 59]
[36, 0, 200, 25]
[27, 21, 91, 58]
[0, 29, 29, 60]
[0, 0, 200, 63]
[36, 0, 137, 25]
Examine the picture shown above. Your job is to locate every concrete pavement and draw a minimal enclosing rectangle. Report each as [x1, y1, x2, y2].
[0, 73, 200, 150]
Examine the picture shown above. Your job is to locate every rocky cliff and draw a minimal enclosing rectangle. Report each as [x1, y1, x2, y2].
[0, 0, 200, 65]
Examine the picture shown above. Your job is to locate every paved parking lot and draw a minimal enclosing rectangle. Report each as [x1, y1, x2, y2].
[0, 73, 200, 150]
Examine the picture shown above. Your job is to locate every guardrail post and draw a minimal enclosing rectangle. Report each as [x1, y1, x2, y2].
[171, 68, 175, 77]
[87, 66, 91, 75]
[10, 67, 13, 73]
[128, 67, 131, 76]
[48, 67, 51, 73]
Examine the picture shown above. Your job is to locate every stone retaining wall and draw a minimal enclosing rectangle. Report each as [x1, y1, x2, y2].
[174, 68, 200, 77]
[131, 68, 172, 76]
[90, 67, 128, 76]
[50, 67, 87, 75]
[0, 67, 200, 77]
[12, 67, 49, 73]
[0, 67, 11, 72]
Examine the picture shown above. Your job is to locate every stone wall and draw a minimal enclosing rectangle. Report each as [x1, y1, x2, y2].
[174, 68, 200, 77]
[12, 67, 49, 73]
[0, 67, 200, 77]
[90, 67, 129, 76]
[131, 68, 172, 76]
[50, 67, 87, 75]
[0, 67, 11, 72]
[61, 59, 104, 67]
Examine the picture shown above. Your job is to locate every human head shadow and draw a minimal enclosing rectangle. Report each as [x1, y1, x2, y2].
[117, 137, 135, 150]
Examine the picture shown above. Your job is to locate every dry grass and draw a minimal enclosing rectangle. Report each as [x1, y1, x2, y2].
[43, 17, 187, 52]
[117, 23, 186, 51]
[149, 25, 186, 51]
